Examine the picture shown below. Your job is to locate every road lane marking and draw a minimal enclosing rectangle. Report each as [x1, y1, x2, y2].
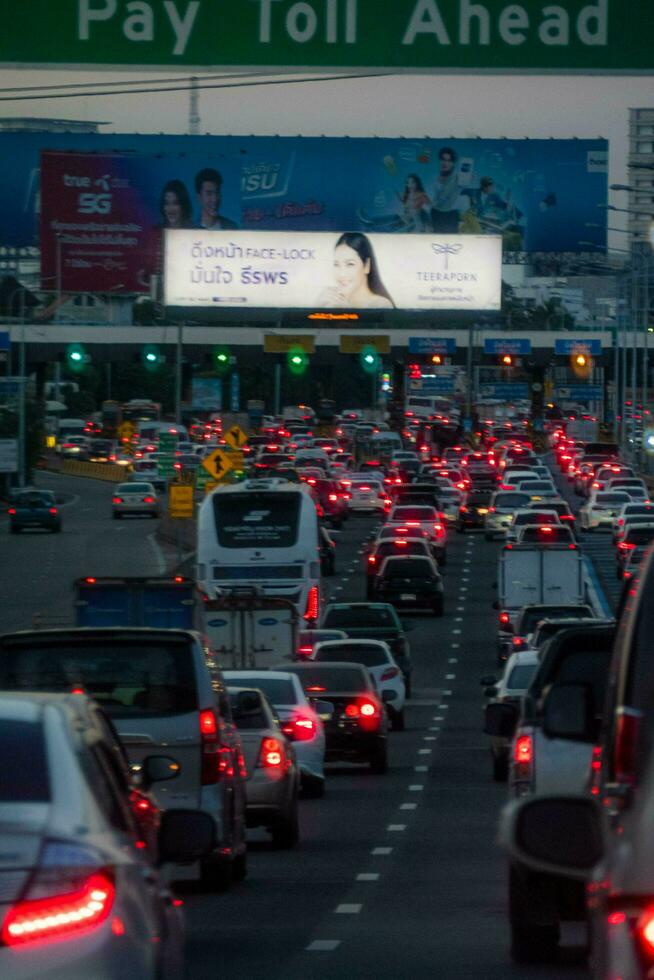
[371, 847, 393, 855]
[454, 616, 463, 622]
[357, 873, 380, 881]
[423, 736, 436, 741]
[442, 690, 453, 696]
[446, 673, 456, 680]
[452, 629, 462, 634]
[450, 643, 460, 649]
[400, 803, 417, 811]
[335, 904, 362, 914]
[409, 784, 424, 791]
[307, 940, 341, 952]
[449, 657, 458, 663]
[415, 765, 428, 772]
[433, 716, 444, 721]
[387, 824, 407, 831]
[457, 605, 465, 611]
[418, 748, 432, 755]
[429, 727, 440, 732]
[147, 532, 167, 573]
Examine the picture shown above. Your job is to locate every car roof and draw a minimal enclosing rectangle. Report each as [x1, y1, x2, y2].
[314, 639, 389, 649]
[223, 670, 299, 681]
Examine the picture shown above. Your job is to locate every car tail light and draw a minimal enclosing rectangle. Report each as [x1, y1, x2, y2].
[142, 496, 155, 504]
[281, 713, 316, 741]
[328, 493, 338, 502]
[1, 841, 115, 948]
[636, 907, 654, 959]
[345, 699, 380, 730]
[381, 667, 400, 681]
[614, 708, 642, 786]
[359, 485, 371, 492]
[500, 484, 515, 491]
[304, 585, 319, 622]
[512, 637, 526, 650]
[367, 555, 377, 565]
[259, 737, 285, 769]
[560, 514, 575, 522]
[297, 644, 313, 657]
[589, 745, 602, 797]
[112, 496, 123, 504]
[618, 542, 636, 551]
[7, 506, 16, 515]
[488, 506, 496, 513]
[433, 524, 444, 536]
[499, 611, 510, 626]
[199, 708, 221, 785]
[514, 733, 533, 779]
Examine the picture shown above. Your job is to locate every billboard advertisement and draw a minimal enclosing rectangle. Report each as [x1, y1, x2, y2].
[39, 150, 241, 294]
[164, 230, 501, 311]
[0, 134, 607, 276]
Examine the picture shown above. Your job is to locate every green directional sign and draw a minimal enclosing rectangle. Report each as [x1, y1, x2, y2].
[158, 433, 177, 453]
[157, 454, 176, 479]
[1, 1, 653, 73]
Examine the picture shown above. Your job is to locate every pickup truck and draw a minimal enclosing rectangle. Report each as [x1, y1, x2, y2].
[485, 621, 615, 964]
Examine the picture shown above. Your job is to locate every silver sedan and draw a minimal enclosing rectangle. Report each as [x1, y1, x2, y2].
[112, 481, 160, 519]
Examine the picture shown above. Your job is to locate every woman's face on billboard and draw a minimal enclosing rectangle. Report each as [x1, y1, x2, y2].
[163, 190, 183, 227]
[333, 243, 370, 297]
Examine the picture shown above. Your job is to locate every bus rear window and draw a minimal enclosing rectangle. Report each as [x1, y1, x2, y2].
[213, 492, 301, 548]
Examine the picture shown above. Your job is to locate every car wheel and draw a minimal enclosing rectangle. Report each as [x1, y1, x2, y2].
[433, 598, 444, 617]
[271, 795, 300, 849]
[369, 741, 388, 774]
[200, 853, 233, 892]
[391, 709, 405, 732]
[231, 848, 248, 882]
[301, 773, 325, 799]
[492, 754, 508, 782]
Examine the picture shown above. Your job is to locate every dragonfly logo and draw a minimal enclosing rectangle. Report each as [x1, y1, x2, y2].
[431, 242, 462, 271]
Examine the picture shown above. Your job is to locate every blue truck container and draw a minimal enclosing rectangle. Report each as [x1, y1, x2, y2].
[74, 576, 196, 629]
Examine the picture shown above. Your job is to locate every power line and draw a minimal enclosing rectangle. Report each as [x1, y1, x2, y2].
[0, 71, 278, 95]
[0, 72, 397, 103]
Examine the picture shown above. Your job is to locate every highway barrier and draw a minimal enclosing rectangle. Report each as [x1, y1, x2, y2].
[60, 460, 128, 482]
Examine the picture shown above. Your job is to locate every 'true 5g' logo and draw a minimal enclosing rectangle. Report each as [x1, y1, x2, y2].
[78, 192, 112, 214]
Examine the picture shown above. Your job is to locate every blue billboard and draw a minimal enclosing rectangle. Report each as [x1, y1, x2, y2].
[0, 133, 607, 254]
[484, 338, 532, 355]
[409, 337, 457, 354]
[554, 338, 603, 355]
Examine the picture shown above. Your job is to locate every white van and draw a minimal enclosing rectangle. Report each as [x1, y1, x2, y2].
[197, 480, 322, 624]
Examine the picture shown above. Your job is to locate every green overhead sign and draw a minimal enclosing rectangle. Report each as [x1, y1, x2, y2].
[1, 1, 653, 73]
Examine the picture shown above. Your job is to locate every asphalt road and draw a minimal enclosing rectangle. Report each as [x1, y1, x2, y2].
[0, 470, 597, 979]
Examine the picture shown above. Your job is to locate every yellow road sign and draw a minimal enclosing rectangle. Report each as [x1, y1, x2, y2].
[225, 424, 248, 450]
[264, 334, 316, 354]
[168, 484, 194, 519]
[118, 421, 136, 441]
[339, 335, 391, 354]
[202, 447, 235, 481]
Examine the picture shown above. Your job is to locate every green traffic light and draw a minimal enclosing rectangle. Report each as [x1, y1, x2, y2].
[360, 346, 380, 374]
[66, 343, 87, 372]
[287, 346, 308, 375]
[145, 351, 158, 363]
[70, 351, 83, 362]
[216, 353, 228, 363]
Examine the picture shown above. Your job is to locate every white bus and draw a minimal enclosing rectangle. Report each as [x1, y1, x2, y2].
[196, 480, 322, 624]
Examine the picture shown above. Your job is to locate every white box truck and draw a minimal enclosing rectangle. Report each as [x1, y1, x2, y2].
[497, 544, 585, 632]
[202, 590, 297, 669]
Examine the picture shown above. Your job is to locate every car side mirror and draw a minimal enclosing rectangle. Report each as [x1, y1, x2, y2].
[484, 701, 518, 738]
[158, 809, 216, 864]
[542, 683, 596, 743]
[499, 795, 605, 880]
[311, 699, 334, 720]
[136, 755, 181, 790]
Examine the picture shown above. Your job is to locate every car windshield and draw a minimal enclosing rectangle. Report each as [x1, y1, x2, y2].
[392, 507, 437, 520]
[225, 675, 297, 706]
[494, 493, 531, 508]
[288, 666, 369, 693]
[323, 606, 399, 629]
[119, 483, 152, 493]
[15, 491, 54, 505]
[0, 640, 197, 717]
[596, 493, 631, 505]
[0, 719, 49, 802]
[315, 644, 388, 667]
[514, 512, 557, 525]
[382, 558, 435, 578]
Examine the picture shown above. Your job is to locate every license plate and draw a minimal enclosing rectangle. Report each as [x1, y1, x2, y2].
[478, 508, 488, 515]
[400, 593, 417, 601]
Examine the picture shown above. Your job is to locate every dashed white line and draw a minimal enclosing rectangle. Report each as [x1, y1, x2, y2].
[423, 736, 436, 741]
[448, 657, 458, 663]
[414, 765, 428, 772]
[357, 873, 380, 881]
[387, 824, 407, 831]
[307, 940, 342, 952]
[442, 690, 453, 696]
[450, 643, 460, 649]
[452, 629, 462, 634]
[454, 616, 463, 622]
[418, 748, 432, 755]
[446, 673, 456, 680]
[456, 605, 465, 611]
[400, 803, 418, 811]
[335, 904, 362, 914]
[371, 847, 393, 855]
[409, 784, 424, 791]
[429, 726, 440, 732]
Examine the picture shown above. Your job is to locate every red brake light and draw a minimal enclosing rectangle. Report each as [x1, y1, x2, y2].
[199, 708, 221, 785]
[360, 702, 376, 717]
[142, 496, 155, 504]
[637, 908, 654, 957]
[7, 507, 16, 515]
[297, 644, 313, 657]
[488, 506, 496, 513]
[49, 507, 58, 515]
[368, 555, 377, 564]
[499, 611, 510, 625]
[381, 667, 400, 681]
[259, 737, 285, 769]
[614, 709, 641, 785]
[514, 734, 533, 765]
[282, 713, 316, 741]
[328, 493, 338, 502]
[112, 497, 123, 504]
[304, 585, 319, 622]
[199, 709, 217, 736]
[539, 526, 553, 534]
[618, 542, 636, 551]
[306, 685, 326, 693]
[2, 872, 115, 947]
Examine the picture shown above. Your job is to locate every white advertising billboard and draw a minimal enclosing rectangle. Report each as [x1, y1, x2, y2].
[164, 230, 501, 312]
